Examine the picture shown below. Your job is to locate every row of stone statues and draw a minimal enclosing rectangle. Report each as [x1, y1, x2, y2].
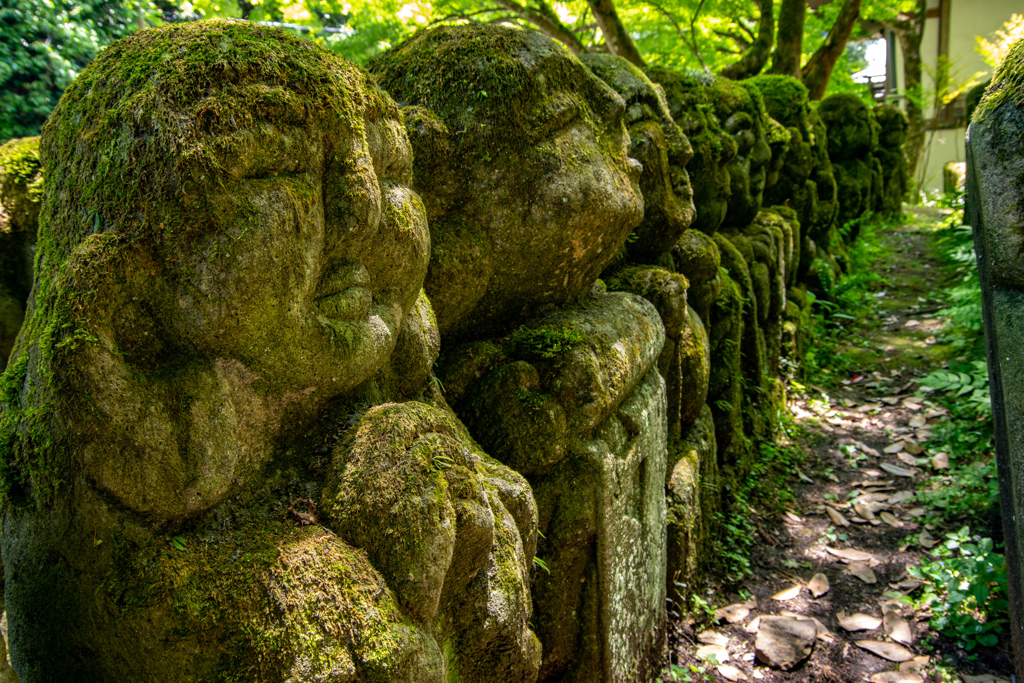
[0, 19, 909, 682]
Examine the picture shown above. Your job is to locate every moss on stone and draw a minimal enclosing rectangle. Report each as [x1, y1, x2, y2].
[645, 67, 736, 234]
[748, 75, 810, 129]
[817, 93, 877, 161]
[975, 35, 1024, 123]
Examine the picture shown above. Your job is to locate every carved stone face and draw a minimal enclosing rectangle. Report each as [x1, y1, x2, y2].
[646, 67, 737, 235]
[582, 54, 695, 260]
[714, 79, 771, 227]
[27, 20, 431, 521]
[167, 103, 429, 396]
[372, 25, 644, 340]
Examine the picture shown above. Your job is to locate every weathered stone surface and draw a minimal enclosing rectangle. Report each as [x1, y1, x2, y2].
[440, 292, 668, 682]
[604, 266, 709, 434]
[647, 68, 737, 235]
[583, 54, 696, 262]
[819, 94, 880, 233]
[665, 404, 718, 604]
[0, 21, 538, 683]
[967, 45, 1024, 675]
[754, 616, 816, 670]
[876, 102, 909, 216]
[714, 79, 773, 228]
[371, 25, 643, 342]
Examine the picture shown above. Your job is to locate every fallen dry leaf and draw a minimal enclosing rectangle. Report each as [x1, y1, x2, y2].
[837, 612, 882, 631]
[903, 655, 930, 672]
[897, 452, 918, 467]
[772, 585, 802, 601]
[903, 441, 925, 455]
[848, 562, 878, 584]
[888, 490, 914, 505]
[854, 640, 914, 662]
[907, 507, 926, 517]
[884, 612, 914, 645]
[698, 630, 729, 647]
[869, 672, 924, 683]
[826, 506, 851, 527]
[890, 578, 922, 592]
[909, 415, 927, 428]
[932, 453, 949, 469]
[857, 441, 882, 456]
[826, 547, 876, 563]
[808, 573, 830, 597]
[784, 511, 803, 524]
[796, 468, 814, 484]
[879, 511, 903, 528]
[717, 664, 748, 681]
[745, 616, 761, 633]
[716, 603, 750, 624]
[854, 502, 880, 525]
[904, 320, 921, 328]
[962, 675, 1013, 683]
[880, 462, 916, 478]
[884, 442, 905, 454]
[918, 530, 936, 549]
[857, 403, 883, 413]
[696, 643, 729, 663]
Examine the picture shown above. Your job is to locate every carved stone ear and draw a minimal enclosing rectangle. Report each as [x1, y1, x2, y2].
[400, 105, 456, 215]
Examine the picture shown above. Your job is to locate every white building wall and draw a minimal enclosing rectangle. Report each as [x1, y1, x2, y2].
[905, 0, 1021, 193]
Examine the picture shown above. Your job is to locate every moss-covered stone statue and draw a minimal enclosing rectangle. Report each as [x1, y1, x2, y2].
[0, 137, 41, 368]
[581, 54, 696, 263]
[712, 79, 772, 229]
[818, 93, 879, 233]
[645, 68, 737, 235]
[873, 103, 910, 217]
[437, 292, 669, 683]
[372, 25, 669, 682]
[0, 20, 540, 682]
[370, 25, 643, 342]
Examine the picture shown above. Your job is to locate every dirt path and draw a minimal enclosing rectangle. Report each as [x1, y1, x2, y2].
[661, 219, 1016, 683]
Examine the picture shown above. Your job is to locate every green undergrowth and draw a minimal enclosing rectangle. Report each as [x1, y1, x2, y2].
[804, 214, 893, 382]
[908, 194, 1006, 654]
[710, 416, 810, 584]
[915, 192, 997, 529]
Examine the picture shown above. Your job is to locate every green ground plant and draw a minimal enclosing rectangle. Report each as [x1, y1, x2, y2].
[906, 527, 1008, 651]
[909, 194, 1007, 651]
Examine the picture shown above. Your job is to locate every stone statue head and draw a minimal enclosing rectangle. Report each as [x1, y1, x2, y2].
[7, 19, 429, 520]
[874, 103, 909, 148]
[751, 75, 816, 217]
[646, 67, 737, 235]
[818, 93, 878, 162]
[712, 78, 772, 227]
[371, 25, 643, 341]
[581, 54, 695, 261]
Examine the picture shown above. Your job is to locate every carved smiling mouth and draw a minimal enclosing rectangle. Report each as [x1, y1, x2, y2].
[315, 261, 371, 322]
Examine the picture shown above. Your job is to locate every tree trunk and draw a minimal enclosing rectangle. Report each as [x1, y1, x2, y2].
[801, 0, 862, 99]
[720, 0, 774, 80]
[898, 0, 927, 195]
[587, 0, 646, 66]
[770, 0, 806, 78]
[494, 0, 587, 54]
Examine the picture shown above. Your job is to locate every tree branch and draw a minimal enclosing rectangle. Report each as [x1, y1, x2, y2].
[800, 0, 862, 99]
[586, 0, 646, 66]
[720, 0, 774, 79]
[769, 0, 806, 77]
[492, 0, 587, 53]
[645, 0, 707, 70]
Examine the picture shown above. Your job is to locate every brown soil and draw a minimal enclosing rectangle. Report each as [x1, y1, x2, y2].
[661, 218, 1015, 683]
